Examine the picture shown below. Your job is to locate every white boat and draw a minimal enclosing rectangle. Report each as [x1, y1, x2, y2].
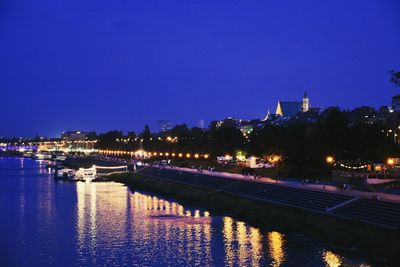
[23, 151, 33, 157]
[55, 155, 67, 161]
[35, 153, 52, 160]
[76, 167, 96, 181]
[56, 168, 77, 180]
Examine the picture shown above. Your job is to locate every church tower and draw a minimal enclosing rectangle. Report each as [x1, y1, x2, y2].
[302, 91, 310, 112]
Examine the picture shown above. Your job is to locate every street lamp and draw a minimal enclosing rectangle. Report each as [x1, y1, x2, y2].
[326, 156, 335, 164]
[387, 158, 397, 179]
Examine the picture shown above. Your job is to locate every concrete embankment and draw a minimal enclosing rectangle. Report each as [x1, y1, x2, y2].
[137, 166, 400, 229]
[111, 170, 400, 265]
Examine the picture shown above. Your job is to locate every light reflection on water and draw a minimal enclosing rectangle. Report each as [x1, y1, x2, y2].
[323, 250, 342, 267]
[269, 231, 285, 267]
[0, 158, 376, 266]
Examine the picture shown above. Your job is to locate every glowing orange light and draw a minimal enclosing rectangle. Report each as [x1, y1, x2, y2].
[387, 158, 395, 165]
[194, 154, 199, 158]
[186, 153, 191, 158]
[326, 156, 335, 164]
[178, 153, 183, 158]
[272, 155, 281, 162]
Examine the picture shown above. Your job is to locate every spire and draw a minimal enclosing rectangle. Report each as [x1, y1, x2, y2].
[302, 91, 310, 112]
[263, 109, 271, 121]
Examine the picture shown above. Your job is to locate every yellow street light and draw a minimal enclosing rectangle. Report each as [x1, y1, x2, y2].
[272, 155, 281, 162]
[326, 156, 335, 164]
[387, 158, 395, 165]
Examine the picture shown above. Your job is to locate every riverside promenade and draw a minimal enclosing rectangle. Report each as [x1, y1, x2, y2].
[161, 165, 400, 203]
[136, 165, 400, 229]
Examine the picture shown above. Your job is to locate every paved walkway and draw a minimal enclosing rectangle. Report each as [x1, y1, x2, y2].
[88, 156, 400, 203]
[162, 165, 400, 203]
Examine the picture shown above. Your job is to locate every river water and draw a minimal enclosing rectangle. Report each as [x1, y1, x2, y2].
[0, 157, 376, 266]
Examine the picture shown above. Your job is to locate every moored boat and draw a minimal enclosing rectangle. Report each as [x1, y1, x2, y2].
[55, 168, 77, 181]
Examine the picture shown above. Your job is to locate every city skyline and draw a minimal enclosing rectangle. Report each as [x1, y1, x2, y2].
[1, 90, 399, 138]
[1, 1, 400, 137]
[1, 2, 400, 265]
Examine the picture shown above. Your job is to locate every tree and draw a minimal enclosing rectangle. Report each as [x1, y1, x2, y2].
[390, 70, 400, 86]
[141, 125, 151, 139]
[96, 130, 124, 149]
[141, 125, 151, 150]
[86, 131, 98, 140]
[209, 127, 245, 156]
[127, 131, 136, 139]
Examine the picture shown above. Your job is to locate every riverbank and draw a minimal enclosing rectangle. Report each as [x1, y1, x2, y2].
[0, 151, 23, 157]
[111, 172, 400, 264]
[62, 157, 125, 169]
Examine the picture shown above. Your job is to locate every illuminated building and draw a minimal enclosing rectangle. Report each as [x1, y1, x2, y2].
[61, 131, 88, 141]
[238, 124, 253, 137]
[197, 120, 205, 129]
[159, 120, 173, 132]
[276, 101, 302, 118]
[302, 91, 310, 112]
[274, 92, 311, 118]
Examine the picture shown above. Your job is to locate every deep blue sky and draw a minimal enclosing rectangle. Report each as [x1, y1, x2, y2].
[1, 1, 399, 137]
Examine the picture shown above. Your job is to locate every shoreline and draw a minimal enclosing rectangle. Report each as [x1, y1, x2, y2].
[110, 172, 400, 265]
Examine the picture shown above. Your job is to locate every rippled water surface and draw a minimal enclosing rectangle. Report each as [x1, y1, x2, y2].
[0, 158, 376, 266]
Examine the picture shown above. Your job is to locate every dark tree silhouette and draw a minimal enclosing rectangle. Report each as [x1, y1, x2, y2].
[390, 70, 400, 86]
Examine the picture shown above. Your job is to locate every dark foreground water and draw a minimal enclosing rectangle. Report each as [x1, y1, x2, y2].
[0, 158, 376, 266]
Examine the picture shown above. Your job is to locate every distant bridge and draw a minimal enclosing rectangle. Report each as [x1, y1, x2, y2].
[1, 140, 97, 154]
[0, 145, 38, 151]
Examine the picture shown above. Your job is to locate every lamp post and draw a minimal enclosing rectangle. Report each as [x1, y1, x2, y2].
[326, 156, 335, 165]
[326, 156, 335, 183]
[387, 158, 396, 179]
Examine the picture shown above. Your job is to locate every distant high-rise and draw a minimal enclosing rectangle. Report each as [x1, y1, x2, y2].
[158, 120, 173, 133]
[197, 120, 205, 129]
[302, 91, 310, 112]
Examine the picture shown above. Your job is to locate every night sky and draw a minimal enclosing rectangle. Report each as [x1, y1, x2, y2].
[1, 1, 399, 137]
